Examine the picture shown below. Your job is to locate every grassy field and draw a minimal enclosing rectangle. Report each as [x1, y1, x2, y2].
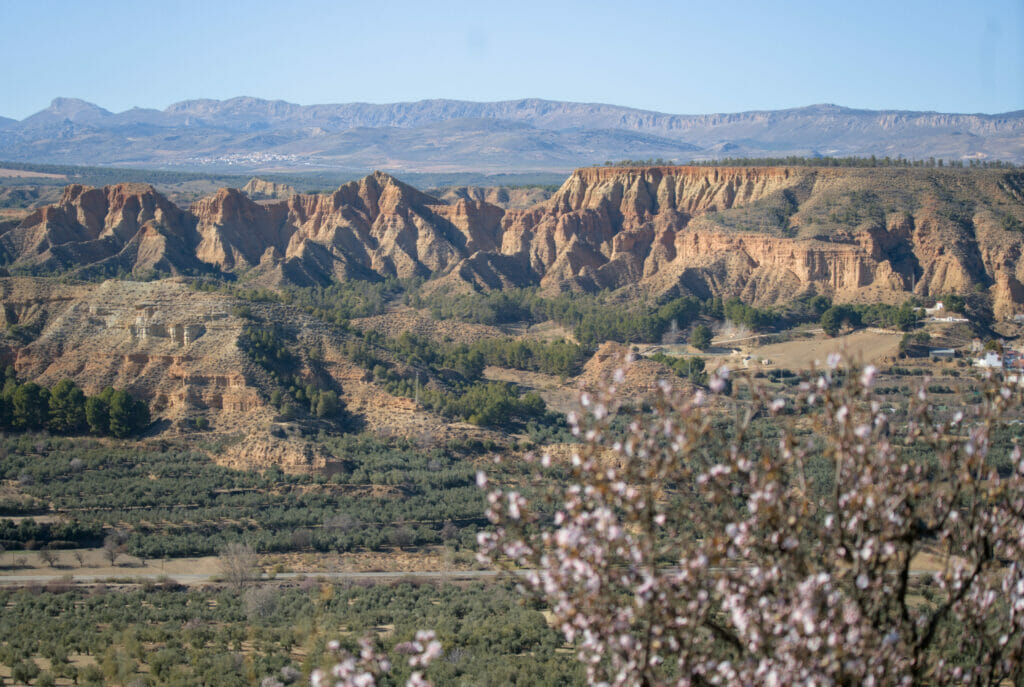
[0, 168, 66, 179]
[734, 328, 904, 369]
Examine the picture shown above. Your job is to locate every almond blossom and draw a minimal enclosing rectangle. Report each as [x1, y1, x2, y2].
[479, 359, 1024, 686]
[313, 631, 441, 687]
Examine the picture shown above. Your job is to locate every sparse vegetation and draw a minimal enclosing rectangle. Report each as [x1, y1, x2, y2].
[412, 289, 833, 347]
[237, 325, 349, 424]
[647, 352, 707, 384]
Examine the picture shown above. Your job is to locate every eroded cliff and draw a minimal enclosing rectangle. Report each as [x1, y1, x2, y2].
[0, 183, 202, 277]
[4, 167, 1023, 315]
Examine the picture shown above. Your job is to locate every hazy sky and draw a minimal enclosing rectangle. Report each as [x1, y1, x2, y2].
[2, 0, 1022, 120]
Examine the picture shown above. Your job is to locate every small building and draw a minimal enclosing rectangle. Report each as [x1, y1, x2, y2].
[971, 337, 984, 353]
[973, 352, 1003, 369]
[924, 302, 945, 316]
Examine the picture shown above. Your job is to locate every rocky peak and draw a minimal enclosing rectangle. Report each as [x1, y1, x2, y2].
[1, 183, 200, 276]
[192, 188, 289, 270]
[44, 97, 112, 123]
[37, 183, 187, 240]
[330, 171, 440, 218]
[193, 186, 259, 218]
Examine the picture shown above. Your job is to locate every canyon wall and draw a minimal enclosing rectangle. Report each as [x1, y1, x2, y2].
[3, 166, 1023, 315]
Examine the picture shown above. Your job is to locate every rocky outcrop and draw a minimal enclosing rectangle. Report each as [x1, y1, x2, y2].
[220, 435, 331, 473]
[473, 166, 1024, 314]
[241, 177, 296, 201]
[0, 279, 262, 419]
[5, 167, 1024, 317]
[576, 342, 693, 397]
[193, 187, 291, 270]
[191, 172, 506, 285]
[0, 183, 203, 276]
[433, 186, 553, 209]
[496, 167, 805, 294]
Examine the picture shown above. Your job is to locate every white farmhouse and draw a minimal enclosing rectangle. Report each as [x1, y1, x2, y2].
[973, 352, 1003, 369]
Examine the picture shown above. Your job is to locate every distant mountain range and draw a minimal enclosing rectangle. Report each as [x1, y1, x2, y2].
[1, 97, 1022, 172]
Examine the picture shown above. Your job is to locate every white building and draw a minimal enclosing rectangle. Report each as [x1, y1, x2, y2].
[973, 352, 1003, 369]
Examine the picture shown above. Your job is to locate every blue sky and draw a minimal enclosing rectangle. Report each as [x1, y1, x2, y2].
[1, 0, 1022, 119]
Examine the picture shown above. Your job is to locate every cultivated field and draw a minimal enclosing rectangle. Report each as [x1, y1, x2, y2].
[0, 168, 65, 179]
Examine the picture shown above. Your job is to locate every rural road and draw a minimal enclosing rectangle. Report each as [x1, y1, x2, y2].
[0, 569, 503, 586]
[0, 566, 939, 586]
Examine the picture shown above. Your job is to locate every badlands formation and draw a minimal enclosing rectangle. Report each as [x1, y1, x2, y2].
[1, 165, 1022, 468]
[2, 166, 1022, 315]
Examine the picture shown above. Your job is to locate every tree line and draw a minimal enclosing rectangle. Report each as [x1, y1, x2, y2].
[686, 155, 1020, 169]
[383, 330, 585, 379]
[0, 367, 150, 438]
[820, 301, 921, 336]
[411, 288, 709, 346]
[600, 158, 677, 167]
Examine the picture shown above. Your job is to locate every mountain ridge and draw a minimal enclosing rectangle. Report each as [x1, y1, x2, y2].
[20, 96, 1024, 127]
[3, 165, 1023, 318]
[2, 97, 1022, 171]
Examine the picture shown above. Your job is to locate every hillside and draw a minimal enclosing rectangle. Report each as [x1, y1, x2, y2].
[0, 276, 508, 469]
[1, 97, 1022, 171]
[0, 163, 1022, 473]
